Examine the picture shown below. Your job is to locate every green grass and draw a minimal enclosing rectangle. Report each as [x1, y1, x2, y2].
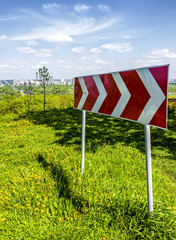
[0, 101, 176, 239]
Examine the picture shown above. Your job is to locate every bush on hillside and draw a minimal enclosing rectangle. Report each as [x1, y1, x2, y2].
[0, 94, 74, 115]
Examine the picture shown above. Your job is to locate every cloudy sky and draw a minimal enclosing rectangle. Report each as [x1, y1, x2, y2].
[0, 0, 176, 79]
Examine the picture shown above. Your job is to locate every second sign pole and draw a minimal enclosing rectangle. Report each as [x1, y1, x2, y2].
[145, 125, 153, 214]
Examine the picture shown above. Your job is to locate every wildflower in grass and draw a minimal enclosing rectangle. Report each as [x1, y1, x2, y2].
[13, 204, 18, 208]
[42, 204, 46, 208]
[36, 202, 40, 206]
[41, 210, 44, 213]
[58, 218, 62, 222]
[107, 203, 110, 207]
[34, 208, 38, 211]
[0, 218, 6, 222]
[77, 227, 80, 230]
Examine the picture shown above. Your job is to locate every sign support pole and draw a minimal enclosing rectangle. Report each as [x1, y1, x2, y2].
[81, 110, 86, 175]
[144, 125, 153, 214]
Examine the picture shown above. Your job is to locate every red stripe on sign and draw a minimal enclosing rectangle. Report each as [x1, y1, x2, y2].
[74, 78, 83, 108]
[83, 76, 99, 111]
[149, 66, 168, 128]
[149, 99, 167, 129]
[120, 70, 150, 121]
[98, 74, 121, 115]
[149, 66, 168, 96]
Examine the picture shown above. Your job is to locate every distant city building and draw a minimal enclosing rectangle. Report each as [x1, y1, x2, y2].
[13, 79, 41, 86]
[169, 79, 176, 84]
[13, 79, 73, 86]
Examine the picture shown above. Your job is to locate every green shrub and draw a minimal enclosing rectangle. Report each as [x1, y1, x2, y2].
[0, 94, 74, 115]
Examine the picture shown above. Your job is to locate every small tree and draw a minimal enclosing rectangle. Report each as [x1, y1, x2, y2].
[24, 86, 34, 113]
[36, 66, 52, 110]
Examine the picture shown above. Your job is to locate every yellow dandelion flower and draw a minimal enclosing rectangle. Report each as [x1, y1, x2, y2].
[41, 210, 44, 213]
[0, 218, 6, 222]
[77, 227, 80, 230]
[58, 218, 62, 222]
[34, 208, 38, 211]
[42, 205, 46, 208]
[36, 202, 40, 206]
[107, 203, 110, 207]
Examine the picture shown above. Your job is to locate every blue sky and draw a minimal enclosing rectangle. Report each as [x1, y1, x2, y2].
[0, 0, 176, 79]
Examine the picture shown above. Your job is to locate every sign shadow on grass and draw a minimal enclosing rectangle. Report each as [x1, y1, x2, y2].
[19, 107, 176, 160]
[37, 153, 87, 212]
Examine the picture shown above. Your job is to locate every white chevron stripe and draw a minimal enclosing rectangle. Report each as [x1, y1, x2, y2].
[136, 68, 166, 125]
[111, 72, 131, 117]
[77, 77, 88, 109]
[91, 75, 107, 112]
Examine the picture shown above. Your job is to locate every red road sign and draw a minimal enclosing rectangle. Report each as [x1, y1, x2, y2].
[74, 65, 169, 129]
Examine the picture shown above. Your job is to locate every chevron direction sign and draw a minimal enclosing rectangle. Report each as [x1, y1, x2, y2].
[74, 65, 169, 129]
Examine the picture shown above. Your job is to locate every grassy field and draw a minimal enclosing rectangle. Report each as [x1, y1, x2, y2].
[0, 95, 176, 239]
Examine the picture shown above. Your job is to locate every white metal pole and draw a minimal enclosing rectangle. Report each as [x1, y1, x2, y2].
[144, 125, 153, 214]
[81, 110, 86, 175]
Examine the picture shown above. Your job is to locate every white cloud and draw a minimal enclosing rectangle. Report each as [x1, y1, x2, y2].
[0, 35, 8, 40]
[10, 7, 118, 43]
[36, 52, 52, 57]
[36, 49, 53, 57]
[122, 35, 131, 39]
[42, 3, 60, 15]
[72, 47, 85, 53]
[90, 42, 133, 53]
[32, 64, 43, 69]
[90, 48, 102, 53]
[101, 42, 133, 53]
[17, 47, 36, 54]
[17, 47, 53, 57]
[74, 4, 91, 12]
[0, 64, 10, 68]
[43, 34, 73, 43]
[144, 49, 176, 58]
[27, 40, 38, 46]
[94, 58, 109, 65]
[98, 5, 110, 12]
[40, 49, 53, 53]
